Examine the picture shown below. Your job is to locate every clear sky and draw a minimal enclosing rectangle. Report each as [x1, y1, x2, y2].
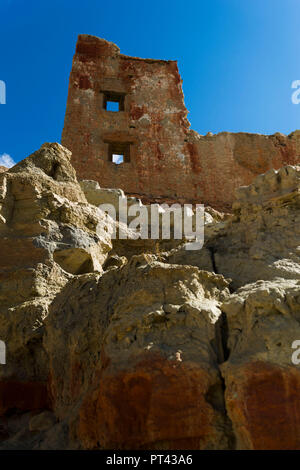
[1, 0, 300, 166]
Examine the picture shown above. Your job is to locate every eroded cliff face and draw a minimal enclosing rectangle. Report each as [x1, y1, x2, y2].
[0, 143, 300, 450]
[45, 261, 231, 450]
[188, 131, 300, 210]
[0, 143, 111, 419]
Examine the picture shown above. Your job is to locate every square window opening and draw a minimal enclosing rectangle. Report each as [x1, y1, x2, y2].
[106, 101, 120, 112]
[102, 91, 125, 112]
[106, 141, 131, 163]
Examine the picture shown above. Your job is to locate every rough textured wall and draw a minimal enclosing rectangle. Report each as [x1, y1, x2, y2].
[62, 35, 300, 210]
[189, 130, 300, 210]
[61, 35, 192, 202]
[1, 144, 300, 450]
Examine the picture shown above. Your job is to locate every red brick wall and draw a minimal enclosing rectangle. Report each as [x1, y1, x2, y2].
[62, 35, 300, 211]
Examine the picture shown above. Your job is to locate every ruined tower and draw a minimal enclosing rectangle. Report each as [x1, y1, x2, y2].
[61, 34, 198, 204]
[62, 35, 300, 210]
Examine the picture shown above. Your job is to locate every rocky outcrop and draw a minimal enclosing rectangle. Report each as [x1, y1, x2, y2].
[0, 166, 7, 174]
[45, 257, 231, 449]
[221, 278, 300, 450]
[0, 143, 111, 419]
[168, 165, 300, 288]
[80, 178, 219, 260]
[0, 144, 300, 450]
[166, 164, 300, 449]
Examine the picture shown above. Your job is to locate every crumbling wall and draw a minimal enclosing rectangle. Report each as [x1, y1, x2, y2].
[62, 35, 300, 210]
[188, 130, 300, 210]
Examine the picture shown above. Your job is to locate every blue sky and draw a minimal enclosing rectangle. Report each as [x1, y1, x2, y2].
[0, 0, 300, 166]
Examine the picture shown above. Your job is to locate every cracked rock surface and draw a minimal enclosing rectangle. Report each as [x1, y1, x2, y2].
[0, 144, 300, 449]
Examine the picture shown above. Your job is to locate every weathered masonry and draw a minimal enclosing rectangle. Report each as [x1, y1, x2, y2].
[62, 34, 300, 210]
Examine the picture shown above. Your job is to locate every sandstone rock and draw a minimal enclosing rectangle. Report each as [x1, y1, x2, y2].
[0, 166, 7, 174]
[1, 142, 300, 451]
[80, 178, 216, 261]
[80, 180, 128, 209]
[212, 165, 300, 288]
[29, 411, 57, 432]
[221, 278, 300, 449]
[167, 165, 300, 289]
[44, 255, 232, 449]
[0, 143, 112, 276]
[0, 143, 112, 416]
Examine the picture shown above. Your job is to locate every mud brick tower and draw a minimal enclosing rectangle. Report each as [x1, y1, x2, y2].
[61, 34, 197, 203]
[62, 34, 300, 210]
